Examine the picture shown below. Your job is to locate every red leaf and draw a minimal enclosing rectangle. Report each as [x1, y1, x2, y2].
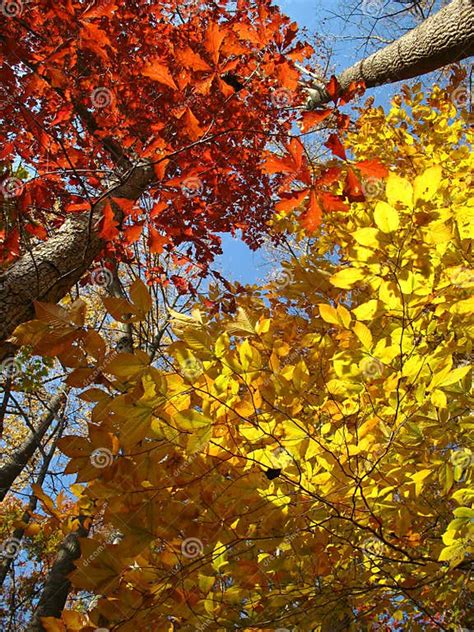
[340, 80, 366, 106]
[320, 191, 348, 213]
[300, 109, 331, 132]
[176, 47, 211, 72]
[0, 142, 14, 159]
[335, 112, 350, 131]
[275, 188, 309, 214]
[142, 60, 177, 90]
[123, 223, 143, 245]
[301, 190, 322, 232]
[343, 168, 365, 202]
[171, 274, 189, 294]
[148, 226, 169, 254]
[2, 227, 20, 261]
[324, 133, 347, 160]
[355, 159, 388, 179]
[183, 108, 203, 141]
[326, 75, 341, 103]
[25, 222, 48, 239]
[205, 22, 226, 65]
[98, 201, 119, 240]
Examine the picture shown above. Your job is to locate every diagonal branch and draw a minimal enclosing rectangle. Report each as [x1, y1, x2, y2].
[0, 164, 154, 362]
[0, 390, 66, 501]
[307, 0, 474, 108]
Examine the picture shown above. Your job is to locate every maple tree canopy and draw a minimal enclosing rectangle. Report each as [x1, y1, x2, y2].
[0, 0, 318, 273]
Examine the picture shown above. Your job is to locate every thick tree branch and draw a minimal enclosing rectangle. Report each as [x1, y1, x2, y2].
[0, 407, 65, 588]
[27, 521, 89, 632]
[307, 0, 474, 108]
[0, 390, 66, 501]
[0, 164, 154, 362]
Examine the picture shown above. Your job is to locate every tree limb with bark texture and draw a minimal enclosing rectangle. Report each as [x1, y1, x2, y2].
[307, 0, 474, 108]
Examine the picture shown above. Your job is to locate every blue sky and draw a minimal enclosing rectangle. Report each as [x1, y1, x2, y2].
[215, 0, 401, 285]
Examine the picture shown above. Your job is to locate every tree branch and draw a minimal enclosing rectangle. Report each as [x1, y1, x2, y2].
[307, 0, 474, 108]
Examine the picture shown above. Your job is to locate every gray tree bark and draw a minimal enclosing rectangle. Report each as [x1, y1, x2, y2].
[0, 390, 66, 501]
[0, 164, 153, 362]
[307, 0, 474, 108]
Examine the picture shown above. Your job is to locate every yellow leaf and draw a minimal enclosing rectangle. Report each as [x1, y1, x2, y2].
[431, 389, 447, 408]
[358, 417, 379, 439]
[353, 321, 373, 350]
[336, 304, 351, 328]
[40, 619, 66, 632]
[104, 351, 150, 378]
[129, 278, 152, 315]
[212, 541, 228, 572]
[329, 268, 365, 289]
[450, 297, 473, 315]
[374, 201, 400, 233]
[174, 409, 212, 430]
[353, 227, 380, 248]
[318, 304, 339, 325]
[409, 469, 432, 496]
[352, 299, 379, 321]
[413, 165, 442, 203]
[198, 575, 215, 593]
[385, 172, 413, 208]
[430, 365, 471, 389]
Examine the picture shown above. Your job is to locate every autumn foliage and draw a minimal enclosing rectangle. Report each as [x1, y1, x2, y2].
[6, 81, 473, 630]
[1, 0, 473, 629]
[1, 0, 319, 274]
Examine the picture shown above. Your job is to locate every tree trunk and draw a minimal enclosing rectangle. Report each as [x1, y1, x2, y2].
[307, 0, 474, 108]
[27, 521, 89, 632]
[0, 411, 65, 588]
[0, 164, 154, 362]
[0, 390, 66, 501]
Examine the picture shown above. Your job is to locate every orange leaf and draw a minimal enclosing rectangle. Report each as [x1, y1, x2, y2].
[98, 200, 119, 240]
[183, 108, 203, 141]
[316, 167, 341, 186]
[123, 223, 143, 244]
[148, 226, 168, 254]
[343, 168, 365, 202]
[320, 191, 348, 212]
[153, 159, 169, 181]
[300, 109, 331, 132]
[142, 60, 178, 90]
[325, 133, 346, 160]
[176, 47, 211, 72]
[340, 80, 366, 106]
[111, 197, 135, 214]
[355, 159, 388, 179]
[275, 188, 308, 214]
[205, 22, 226, 65]
[326, 75, 340, 103]
[301, 190, 322, 232]
[275, 61, 300, 91]
[66, 201, 90, 212]
[151, 200, 168, 218]
[288, 137, 304, 171]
